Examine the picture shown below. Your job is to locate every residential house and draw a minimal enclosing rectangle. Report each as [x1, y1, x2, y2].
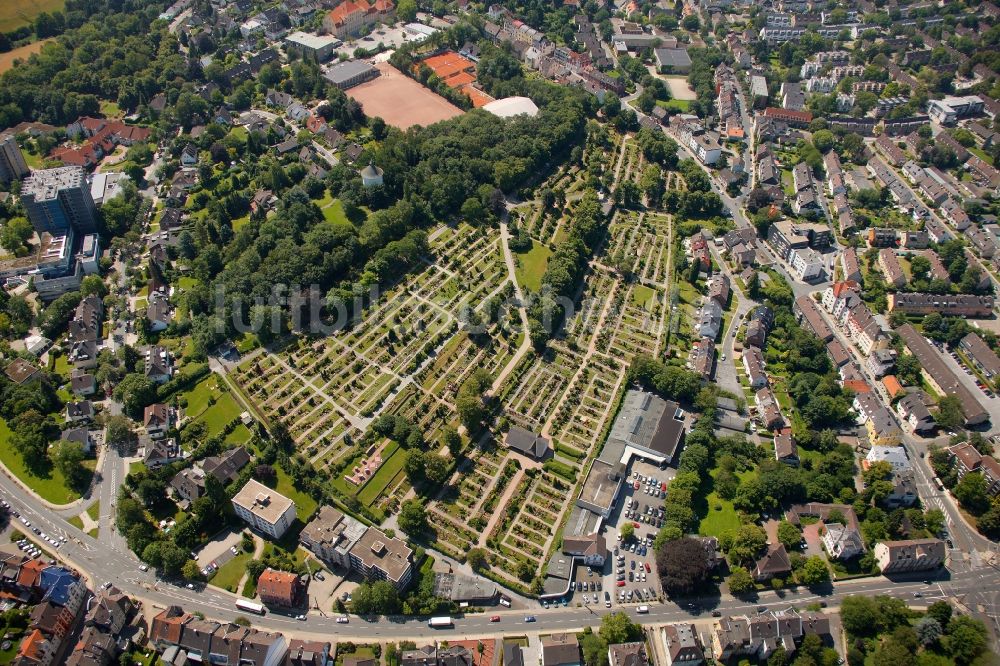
[896, 393, 935, 434]
[959, 332, 1000, 380]
[708, 274, 730, 306]
[774, 428, 798, 466]
[542, 634, 581, 666]
[866, 349, 897, 379]
[865, 446, 912, 472]
[60, 428, 94, 454]
[257, 568, 306, 607]
[144, 403, 174, 439]
[65, 401, 94, 423]
[660, 623, 703, 666]
[144, 346, 174, 384]
[697, 300, 723, 341]
[896, 324, 990, 425]
[874, 539, 946, 573]
[143, 437, 183, 468]
[743, 347, 768, 389]
[68, 340, 99, 370]
[300, 506, 373, 569]
[608, 643, 646, 666]
[753, 544, 791, 581]
[878, 249, 905, 288]
[70, 372, 96, 396]
[884, 471, 918, 508]
[755, 387, 784, 430]
[712, 610, 831, 662]
[889, 293, 993, 317]
[346, 525, 414, 591]
[821, 523, 865, 560]
[794, 295, 834, 343]
[840, 248, 862, 283]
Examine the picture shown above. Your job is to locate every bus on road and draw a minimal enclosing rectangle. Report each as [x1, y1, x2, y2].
[428, 616, 453, 628]
[235, 599, 266, 615]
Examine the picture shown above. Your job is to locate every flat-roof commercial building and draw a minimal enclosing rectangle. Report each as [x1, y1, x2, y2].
[654, 48, 692, 73]
[324, 60, 380, 90]
[285, 31, 340, 62]
[896, 324, 989, 426]
[231, 479, 298, 539]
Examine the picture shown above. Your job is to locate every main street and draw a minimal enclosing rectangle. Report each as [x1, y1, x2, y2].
[4, 436, 1000, 645]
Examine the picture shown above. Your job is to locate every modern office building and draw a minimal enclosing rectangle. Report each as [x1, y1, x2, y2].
[20, 167, 98, 235]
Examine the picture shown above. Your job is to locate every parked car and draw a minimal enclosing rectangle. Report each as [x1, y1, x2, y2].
[490, 616, 501, 622]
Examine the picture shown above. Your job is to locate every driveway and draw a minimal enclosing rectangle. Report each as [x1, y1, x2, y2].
[802, 523, 824, 558]
[196, 529, 244, 569]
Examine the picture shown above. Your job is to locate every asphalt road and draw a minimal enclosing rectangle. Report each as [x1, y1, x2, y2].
[4, 466, 1000, 643]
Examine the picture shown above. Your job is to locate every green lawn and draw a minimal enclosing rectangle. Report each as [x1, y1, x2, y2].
[87, 500, 100, 521]
[210, 552, 250, 592]
[514, 240, 552, 292]
[225, 424, 253, 446]
[231, 214, 250, 231]
[969, 146, 994, 166]
[656, 99, 692, 112]
[274, 465, 318, 521]
[52, 353, 71, 379]
[323, 200, 349, 225]
[177, 276, 200, 291]
[100, 100, 121, 117]
[68, 515, 84, 530]
[357, 442, 404, 507]
[697, 469, 753, 538]
[235, 333, 259, 353]
[195, 392, 242, 438]
[632, 284, 656, 309]
[182, 376, 225, 419]
[0, 419, 84, 505]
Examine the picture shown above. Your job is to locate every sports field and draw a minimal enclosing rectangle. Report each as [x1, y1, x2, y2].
[347, 62, 463, 130]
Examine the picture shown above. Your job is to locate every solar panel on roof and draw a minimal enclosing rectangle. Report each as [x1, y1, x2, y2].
[640, 393, 651, 410]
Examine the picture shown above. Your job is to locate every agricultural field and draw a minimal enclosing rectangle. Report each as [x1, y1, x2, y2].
[0, 0, 64, 33]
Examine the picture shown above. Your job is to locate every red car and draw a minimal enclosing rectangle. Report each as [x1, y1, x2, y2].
[633, 522, 641, 528]
[490, 615, 501, 622]
[633, 481, 640, 490]
[644, 562, 651, 573]
[617, 580, 626, 587]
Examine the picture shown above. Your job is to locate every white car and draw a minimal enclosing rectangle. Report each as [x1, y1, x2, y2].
[139, 564, 149, 572]
[337, 616, 350, 624]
